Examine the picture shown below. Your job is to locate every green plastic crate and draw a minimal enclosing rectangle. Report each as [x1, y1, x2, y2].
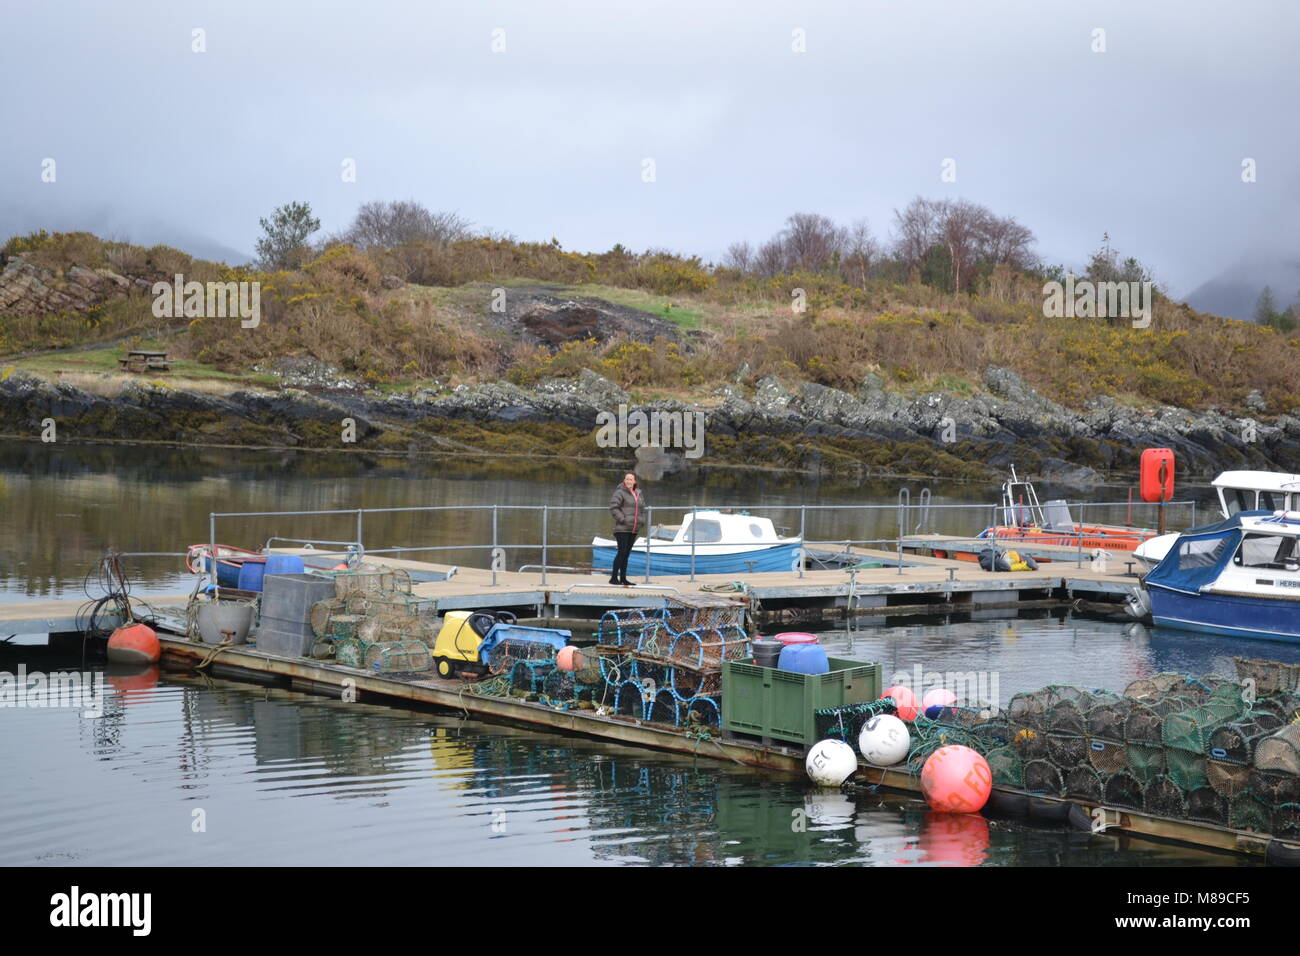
[722, 657, 882, 747]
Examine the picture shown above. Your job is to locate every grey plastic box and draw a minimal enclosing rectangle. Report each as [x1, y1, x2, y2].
[256, 573, 336, 656]
[255, 626, 319, 658]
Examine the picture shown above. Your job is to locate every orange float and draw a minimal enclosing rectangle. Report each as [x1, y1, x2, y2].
[106, 664, 161, 695]
[106, 622, 160, 665]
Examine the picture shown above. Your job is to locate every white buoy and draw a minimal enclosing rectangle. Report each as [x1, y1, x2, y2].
[805, 738, 858, 786]
[858, 713, 911, 766]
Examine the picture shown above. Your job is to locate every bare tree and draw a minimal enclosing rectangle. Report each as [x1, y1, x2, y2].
[892, 196, 1037, 290]
[843, 218, 880, 288]
[723, 241, 754, 273]
[892, 197, 944, 272]
[782, 212, 845, 273]
[754, 238, 788, 278]
[979, 214, 1036, 271]
[343, 200, 471, 251]
[939, 199, 988, 293]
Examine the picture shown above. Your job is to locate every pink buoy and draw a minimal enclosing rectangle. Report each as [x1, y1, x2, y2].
[882, 684, 918, 722]
[922, 687, 958, 719]
[917, 810, 990, 866]
[920, 745, 992, 813]
[774, 632, 818, 645]
[556, 646, 579, 672]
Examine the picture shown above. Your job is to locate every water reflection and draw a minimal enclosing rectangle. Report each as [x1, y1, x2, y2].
[0, 442, 1220, 598]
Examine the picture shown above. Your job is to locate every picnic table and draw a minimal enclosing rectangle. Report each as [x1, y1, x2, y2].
[117, 350, 170, 373]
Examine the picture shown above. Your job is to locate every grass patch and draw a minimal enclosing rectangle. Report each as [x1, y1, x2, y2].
[549, 283, 705, 329]
[13, 347, 278, 388]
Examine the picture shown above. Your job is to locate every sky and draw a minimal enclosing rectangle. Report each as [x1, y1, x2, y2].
[2, 0, 1298, 316]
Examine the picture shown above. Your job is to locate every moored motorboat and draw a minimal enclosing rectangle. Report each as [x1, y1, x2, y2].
[185, 544, 265, 588]
[591, 510, 801, 576]
[1134, 469, 1300, 570]
[1144, 510, 1300, 642]
[979, 467, 1157, 555]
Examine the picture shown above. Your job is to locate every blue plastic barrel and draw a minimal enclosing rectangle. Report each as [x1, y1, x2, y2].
[264, 554, 306, 576]
[237, 559, 268, 592]
[777, 642, 829, 675]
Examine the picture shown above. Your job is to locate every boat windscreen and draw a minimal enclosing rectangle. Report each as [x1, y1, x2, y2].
[1147, 527, 1239, 593]
[683, 518, 722, 543]
[1041, 499, 1074, 529]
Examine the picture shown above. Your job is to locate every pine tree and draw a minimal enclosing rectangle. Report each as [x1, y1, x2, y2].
[254, 201, 321, 270]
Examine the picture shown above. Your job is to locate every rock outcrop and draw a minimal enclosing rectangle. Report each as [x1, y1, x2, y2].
[3, 363, 1299, 479]
[0, 254, 154, 317]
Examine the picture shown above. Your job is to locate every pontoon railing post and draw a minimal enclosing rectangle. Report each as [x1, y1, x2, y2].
[644, 506, 653, 584]
[355, 509, 363, 553]
[799, 505, 806, 579]
[541, 506, 549, 587]
[689, 504, 696, 582]
[209, 513, 217, 595]
[896, 488, 909, 576]
[491, 505, 499, 587]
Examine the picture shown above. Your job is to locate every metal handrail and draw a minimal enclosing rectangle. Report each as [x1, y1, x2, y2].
[205, 496, 1199, 589]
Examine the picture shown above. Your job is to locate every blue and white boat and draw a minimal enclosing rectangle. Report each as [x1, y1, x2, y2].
[1144, 510, 1300, 643]
[1134, 470, 1300, 570]
[591, 510, 802, 576]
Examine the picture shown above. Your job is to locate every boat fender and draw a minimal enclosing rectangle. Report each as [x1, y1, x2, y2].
[1266, 840, 1300, 867]
[1027, 796, 1071, 822]
[1066, 802, 1094, 832]
[984, 789, 1030, 818]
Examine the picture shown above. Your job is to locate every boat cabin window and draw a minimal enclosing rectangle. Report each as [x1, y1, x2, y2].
[749, 523, 764, 538]
[683, 518, 722, 543]
[1234, 533, 1298, 570]
[1222, 489, 1253, 516]
[1259, 491, 1282, 511]
[1177, 537, 1229, 570]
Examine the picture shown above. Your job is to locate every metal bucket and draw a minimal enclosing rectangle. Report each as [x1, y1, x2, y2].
[196, 600, 255, 645]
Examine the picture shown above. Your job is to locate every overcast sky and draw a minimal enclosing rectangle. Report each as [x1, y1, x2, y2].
[3, 0, 1297, 310]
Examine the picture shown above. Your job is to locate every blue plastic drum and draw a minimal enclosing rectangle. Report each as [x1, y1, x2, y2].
[237, 559, 268, 592]
[777, 642, 829, 675]
[264, 554, 306, 576]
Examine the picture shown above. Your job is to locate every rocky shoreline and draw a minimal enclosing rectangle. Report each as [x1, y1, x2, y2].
[2, 364, 1298, 481]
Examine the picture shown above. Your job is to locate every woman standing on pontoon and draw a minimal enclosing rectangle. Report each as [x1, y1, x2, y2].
[608, 472, 645, 586]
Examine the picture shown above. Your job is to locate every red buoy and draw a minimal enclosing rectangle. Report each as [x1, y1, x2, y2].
[107, 622, 160, 665]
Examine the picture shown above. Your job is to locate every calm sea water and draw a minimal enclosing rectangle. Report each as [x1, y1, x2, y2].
[0, 442, 1261, 866]
[7, 614, 1293, 867]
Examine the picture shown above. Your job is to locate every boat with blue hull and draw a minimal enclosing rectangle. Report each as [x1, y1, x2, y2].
[1145, 510, 1300, 643]
[591, 510, 802, 576]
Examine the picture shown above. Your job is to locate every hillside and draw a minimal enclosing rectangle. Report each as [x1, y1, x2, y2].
[3, 229, 1300, 479]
